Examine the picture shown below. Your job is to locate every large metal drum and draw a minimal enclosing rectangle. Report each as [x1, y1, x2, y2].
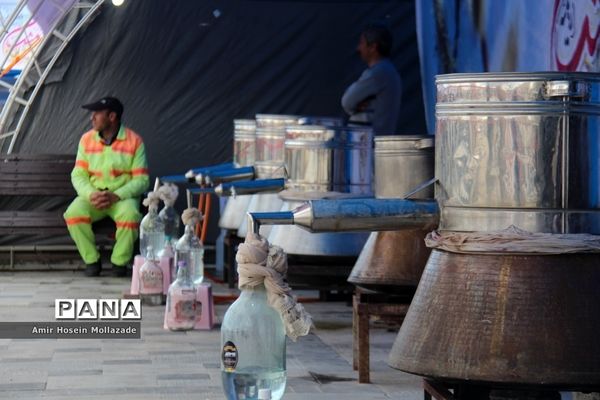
[233, 119, 256, 167]
[435, 72, 600, 234]
[255, 114, 299, 179]
[284, 125, 373, 194]
[348, 135, 434, 293]
[390, 72, 600, 390]
[374, 135, 434, 198]
[333, 126, 373, 195]
[284, 125, 337, 192]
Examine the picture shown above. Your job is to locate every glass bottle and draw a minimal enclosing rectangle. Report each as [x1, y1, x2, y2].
[139, 246, 163, 306]
[139, 206, 165, 256]
[221, 284, 286, 400]
[165, 260, 197, 331]
[159, 204, 180, 245]
[158, 240, 175, 283]
[174, 221, 204, 285]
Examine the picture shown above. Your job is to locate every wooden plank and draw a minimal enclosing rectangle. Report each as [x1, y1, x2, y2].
[0, 174, 72, 182]
[0, 211, 66, 218]
[1, 154, 75, 161]
[0, 219, 66, 227]
[0, 163, 74, 174]
[0, 227, 69, 234]
[0, 188, 75, 196]
[0, 181, 73, 188]
[423, 380, 455, 400]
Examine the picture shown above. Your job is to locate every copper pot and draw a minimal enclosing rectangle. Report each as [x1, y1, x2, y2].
[389, 249, 600, 390]
[348, 229, 431, 294]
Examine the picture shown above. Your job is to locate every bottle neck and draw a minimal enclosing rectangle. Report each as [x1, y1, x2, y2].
[145, 247, 157, 261]
[176, 264, 192, 282]
[184, 223, 195, 235]
[240, 283, 266, 297]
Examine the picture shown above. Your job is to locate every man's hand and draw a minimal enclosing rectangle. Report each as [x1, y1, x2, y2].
[105, 191, 120, 207]
[90, 191, 120, 210]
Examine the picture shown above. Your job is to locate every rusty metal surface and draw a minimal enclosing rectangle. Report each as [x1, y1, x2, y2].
[348, 230, 431, 293]
[389, 249, 600, 389]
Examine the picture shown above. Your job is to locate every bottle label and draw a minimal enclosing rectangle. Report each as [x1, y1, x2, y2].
[140, 268, 163, 294]
[222, 341, 238, 372]
[173, 293, 197, 322]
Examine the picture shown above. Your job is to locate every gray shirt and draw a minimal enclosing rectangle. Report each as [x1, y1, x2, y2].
[341, 58, 402, 135]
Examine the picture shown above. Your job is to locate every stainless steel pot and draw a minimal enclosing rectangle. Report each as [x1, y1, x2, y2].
[233, 119, 256, 167]
[435, 72, 600, 233]
[284, 125, 373, 194]
[374, 135, 434, 199]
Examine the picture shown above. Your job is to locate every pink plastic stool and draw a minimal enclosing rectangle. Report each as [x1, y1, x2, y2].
[130, 255, 144, 295]
[130, 255, 172, 295]
[194, 283, 215, 330]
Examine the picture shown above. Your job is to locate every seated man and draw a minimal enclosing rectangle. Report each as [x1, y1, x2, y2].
[64, 97, 149, 277]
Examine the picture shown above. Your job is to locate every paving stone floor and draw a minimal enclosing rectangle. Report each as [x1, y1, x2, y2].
[0, 269, 422, 399]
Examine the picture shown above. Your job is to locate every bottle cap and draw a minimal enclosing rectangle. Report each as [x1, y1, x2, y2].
[258, 388, 271, 400]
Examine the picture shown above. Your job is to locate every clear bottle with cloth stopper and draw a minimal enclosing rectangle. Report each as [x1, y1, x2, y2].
[165, 260, 197, 331]
[174, 190, 205, 284]
[139, 246, 163, 306]
[221, 284, 286, 400]
[158, 182, 180, 249]
[140, 178, 166, 256]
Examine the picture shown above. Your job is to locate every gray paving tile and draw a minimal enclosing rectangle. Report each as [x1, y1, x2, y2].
[157, 373, 210, 380]
[54, 347, 102, 353]
[0, 382, 46, 391]
[47, 369, 103, 377]
[102, 359, 152, 365]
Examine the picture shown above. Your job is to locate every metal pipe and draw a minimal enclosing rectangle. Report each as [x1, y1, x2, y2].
[196, 166, 255, 186]
[247, 198, 439, 235]
[213, 178, 285, 197]
[247, 211, 295, 235]
[187, 162, 235, 176]
[159, 162, 235, 183]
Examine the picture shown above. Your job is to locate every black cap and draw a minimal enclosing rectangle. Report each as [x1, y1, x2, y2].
[82, 97, 123, 118]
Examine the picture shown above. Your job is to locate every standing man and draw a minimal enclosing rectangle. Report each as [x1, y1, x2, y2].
[64, 97, 149, 277]
[341, 23, 402, 135]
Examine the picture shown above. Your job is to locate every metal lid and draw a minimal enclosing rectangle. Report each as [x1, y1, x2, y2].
[256, 127, 286, 137]
[375, 135, 434, 151]
[255, 114, 299, 128]
[285, 125, 336, 142]
[234, 119, 256, 131]
[436, 72, 600, 111]
[298, 116, 344, 127]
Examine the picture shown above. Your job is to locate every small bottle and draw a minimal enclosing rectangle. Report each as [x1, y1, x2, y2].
[221, 284, 286, 400]
[139, 246, 163, 306]
[175, 220, 205, 285]
[139, 206, 166, 257]
[158, 240, 176, 283]
[165, 260, 198, 331]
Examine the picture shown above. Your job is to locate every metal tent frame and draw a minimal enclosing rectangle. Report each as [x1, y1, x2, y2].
[0, 0, 105, 154]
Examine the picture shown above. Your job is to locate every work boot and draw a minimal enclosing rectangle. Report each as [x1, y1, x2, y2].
[111, 263, 130, 277]
[84, 260, 102, 277]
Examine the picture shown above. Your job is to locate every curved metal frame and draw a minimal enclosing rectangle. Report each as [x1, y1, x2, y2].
[0, 0, 106, 154]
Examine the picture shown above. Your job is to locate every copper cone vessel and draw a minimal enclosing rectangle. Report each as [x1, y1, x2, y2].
[389, 249, 600, 390]
[348, 229, 431, 294]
